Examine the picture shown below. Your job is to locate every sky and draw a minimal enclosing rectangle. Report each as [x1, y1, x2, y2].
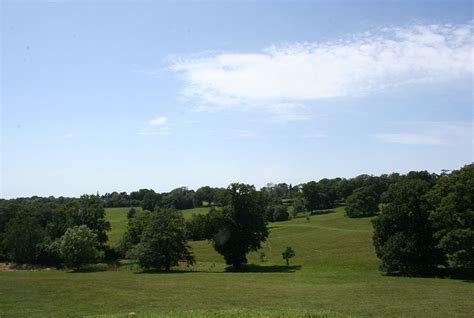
[1, 1, 473, 198]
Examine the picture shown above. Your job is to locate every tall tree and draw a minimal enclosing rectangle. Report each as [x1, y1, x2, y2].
[2, 214, 45, 263]
[428, 164, 474, 268]
[132, 209, 195, 271]
[372, 174, 443, 275]
[212, 183, 269, 270]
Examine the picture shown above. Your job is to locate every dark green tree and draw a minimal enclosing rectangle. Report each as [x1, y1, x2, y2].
[132, 209, 195, 271]
[372, 174, 443, 275]
[212, 183, 269, 270]
[428, 164, 474, 268]
[2, 214, 45, 263]
[345, 187, 379, 218]
[302, 181, 330, 211]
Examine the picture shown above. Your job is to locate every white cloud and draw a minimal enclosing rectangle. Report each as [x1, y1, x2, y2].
[149, 116, 168, 126]
[141, 116, 172, 136]
[170, 22, 473, 119]
[374, 122, 472, 145]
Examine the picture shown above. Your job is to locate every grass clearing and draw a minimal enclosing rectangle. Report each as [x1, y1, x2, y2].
[1, 206, 472, 317]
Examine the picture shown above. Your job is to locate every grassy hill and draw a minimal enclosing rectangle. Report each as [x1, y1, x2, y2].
[0, 207, 472, 317]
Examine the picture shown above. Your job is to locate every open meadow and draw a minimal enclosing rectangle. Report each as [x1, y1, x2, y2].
[0, 206, 472, 317]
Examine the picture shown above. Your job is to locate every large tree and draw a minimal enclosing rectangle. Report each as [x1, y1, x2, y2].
[212, 183, 269, 270]
[372, 173, 443, 275]
[345, 187, 379, 218]
[428, 164, 474, 268]
[2, 214, 45, 263]
[132, 208, 195, 271]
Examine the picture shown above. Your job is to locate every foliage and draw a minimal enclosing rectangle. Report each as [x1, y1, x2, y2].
[302, 181, 331, 211]
[292, 198, 305, 217]
[428, 163, 474, 268]
[2, 214, 45, 263]
[141, 191, 161, 211]
[272, 205, 290, 222]
[71, 195, 111, 245]
[59, 225, 100, 270]
[132, 208, 195, 271]
[345, 187, 379, 218]
[212, 183, 269, 269]
[282, 246, 295, 266]
[372, 173, 443, 275]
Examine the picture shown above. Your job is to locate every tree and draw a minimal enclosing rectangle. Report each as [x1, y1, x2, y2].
[194, 186, 214, 206]
[71, 195, 110, 245]
[2, 214, 45, 263]
[141, 191, 160, 211]
[428, 164, 474, 268]
[302, 181, 330, 211]
[59, 225, 99, 271]
[345, 187, 379, 218]
[132, 209, 195, 271]
[212, 183, 269, 270]
[292, 198, 305, 217]
[282, 247, 295, 266]
[372, 175, 443, 275]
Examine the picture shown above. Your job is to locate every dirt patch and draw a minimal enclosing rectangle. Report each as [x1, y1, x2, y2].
[0, 262, 55, 271]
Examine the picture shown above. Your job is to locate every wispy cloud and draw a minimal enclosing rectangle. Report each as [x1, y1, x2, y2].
[374, 122, 472, 145]
[170, 22, 473, 121]
[140, 116, 172, 136]
[149, 116, 168, 126]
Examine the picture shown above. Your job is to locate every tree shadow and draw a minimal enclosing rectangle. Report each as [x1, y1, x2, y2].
[310, 209, 335, 215]
[134, 268, 202, 274]
[68, 266, 108, 273]
[384, 267, 474, 283]
[225, 264, 302, 273]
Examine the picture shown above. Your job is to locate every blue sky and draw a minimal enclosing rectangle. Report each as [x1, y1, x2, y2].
[1, 1, 473, 198]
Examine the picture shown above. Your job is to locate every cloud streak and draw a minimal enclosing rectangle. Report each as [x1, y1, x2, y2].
[170, 22, 473, 119]
[374, 122, 472, 145]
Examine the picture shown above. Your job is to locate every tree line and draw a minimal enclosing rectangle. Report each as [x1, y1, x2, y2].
[0, 164, 472, 275]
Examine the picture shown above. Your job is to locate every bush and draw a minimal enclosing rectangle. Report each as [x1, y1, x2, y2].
[59, 225, 100, 271]
[273, 206, 289, 222]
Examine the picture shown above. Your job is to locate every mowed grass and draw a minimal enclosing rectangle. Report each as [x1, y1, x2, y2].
[1, 207, 473, 317]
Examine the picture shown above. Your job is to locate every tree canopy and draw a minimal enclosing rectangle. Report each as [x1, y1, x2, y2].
[212, 183, 269, 270]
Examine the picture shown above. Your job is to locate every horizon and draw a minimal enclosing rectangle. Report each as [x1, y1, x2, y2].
[2, 1, 473, 199]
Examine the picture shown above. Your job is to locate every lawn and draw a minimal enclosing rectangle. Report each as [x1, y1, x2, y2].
[0, 207, 472, 317]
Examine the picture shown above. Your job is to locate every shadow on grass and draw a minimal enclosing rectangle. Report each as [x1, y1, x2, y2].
[310, 209, 335, 215]
[134, 268, 201, 274]
[225, 264, 302, 273]
[68, 266, 108, 273]
[385, 267, 474, 283]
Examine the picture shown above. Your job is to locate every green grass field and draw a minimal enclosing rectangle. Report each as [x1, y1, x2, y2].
[0, 206, 472, 317]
